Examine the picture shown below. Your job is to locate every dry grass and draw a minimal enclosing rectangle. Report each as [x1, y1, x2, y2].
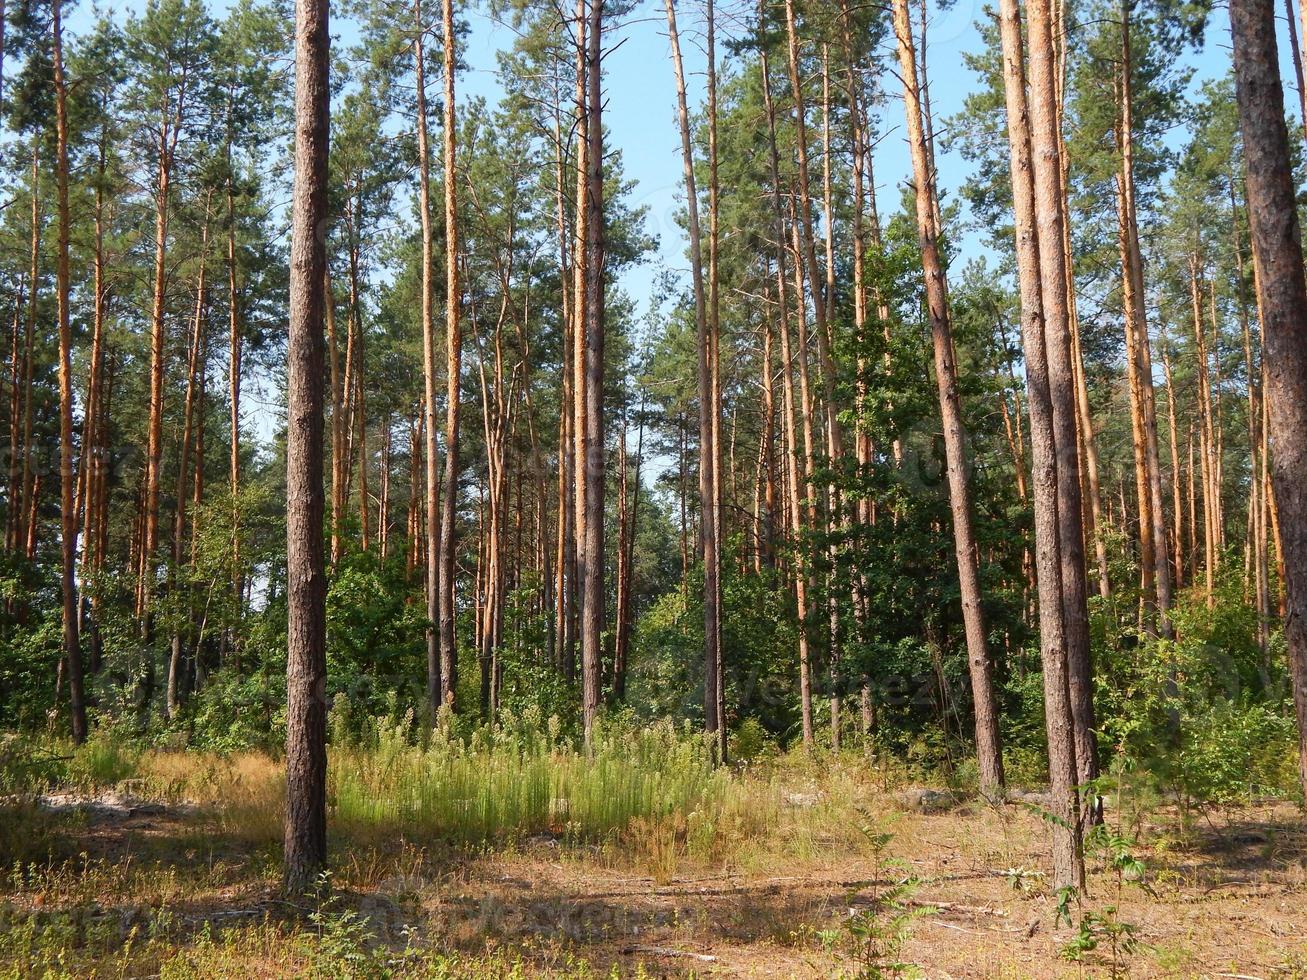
[3, 743, 1307, 977]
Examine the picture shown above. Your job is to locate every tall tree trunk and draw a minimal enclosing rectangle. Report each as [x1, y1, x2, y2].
[783, 5, 846, 745]
[143, 82, 181, 624]
[706, 0, 727, 761]
[415, 0, 443, 715]
[1228, 0, 1307, 807]
[1052, 0, 1111, 602]
[168, 213, 211, 719]
[80, 135, 110, 669]
[226, 110, 244, 653]
[327, 268, 344, 564]
[1190, 254, 1218, 606]
[53, 0, 86, 743]
[1162, 348, 1184, 587]
[665, 0, 721, 753]
[571, 0, 590, 700]
[1025, 0, 1097, 795]
[1118, 0, 1173, 634]
[6, 274, 22, 557]
[437, 0, 461, 711]
[379, 416, 391, 558]
[1285, 0, 1307, 142]
[283, 0, 330, 895]
[614, 401, 642, 702]
[579, 0, 606, 742]
[552, 95, 574, 673]
[18, 143, 37, 562]
[893, 0, 1004, 792]
[760, 29, 814, 747]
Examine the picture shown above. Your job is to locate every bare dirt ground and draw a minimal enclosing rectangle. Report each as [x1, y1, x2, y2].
[5, 792, 1307, 977]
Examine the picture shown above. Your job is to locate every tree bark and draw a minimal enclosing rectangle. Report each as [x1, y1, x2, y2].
[579, 0, 606, 742]
[415, 0, 443, 715]
[1024, 0, 1097, 795]
[53, 0, 86, 743]
[893, 0, 1004, 791]
[1228, 0, 1307, 806]
[1118, 0, 1173, 635]
[143, 59, 186, 624]
[437, 4, 462, 708]
[760, 28, 813, 747]
[664, 0, 722, 752]
[283, 0, 330, 895]
[168, 209, 211, 720]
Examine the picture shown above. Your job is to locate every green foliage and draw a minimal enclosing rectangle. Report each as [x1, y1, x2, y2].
[1092, 588, 1297, 804]
[306, 889, 395, 980]
[329, 706, 762, 850]
[1059, 810, 1148, 976]
[730, 717, 778, 766]
[822, 821, 929, 979]
[0, 734, 71, 795]
[66, 730, 141, 790]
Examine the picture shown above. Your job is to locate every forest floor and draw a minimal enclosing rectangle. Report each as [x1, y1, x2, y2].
[2, 765, 1307, 978]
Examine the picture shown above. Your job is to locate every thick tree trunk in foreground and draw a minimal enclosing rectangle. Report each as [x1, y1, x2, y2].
[892, 0, 1004, 793]
[998, 0, 1083, 886]
[1024, 0, 1097, 797]
[1228, 0, 1307, 804]
[284, 0, 330, 895]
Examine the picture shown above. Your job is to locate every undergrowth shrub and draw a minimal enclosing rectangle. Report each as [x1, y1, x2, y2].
[329, 703, 778, 855]
[0, 734, 70, 794]
[67, 730, 141, 790]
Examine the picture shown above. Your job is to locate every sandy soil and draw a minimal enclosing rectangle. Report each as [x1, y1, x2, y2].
[6, 792, 1307, 977]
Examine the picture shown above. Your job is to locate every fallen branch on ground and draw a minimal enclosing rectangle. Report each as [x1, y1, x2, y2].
[903, 899, 1009, 917]
[620, 945, 717, 963]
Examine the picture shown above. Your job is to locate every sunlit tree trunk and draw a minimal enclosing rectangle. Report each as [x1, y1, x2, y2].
[579, 0, 606, 741]
[1189, 254, 1218, 607]
[168, 209, 212, 719]
[142, 62, 186, 624]
[16, 144, 37, 563]
[1025, 0, 1097, 796]
[665, 0, 721, 751]
[1162, 348, 1184, 587]
[893, 0, 1004, 792]
[571, 0, 591, 703]
[1118, 0, 1173, 634]
[1008, 1, 1086, 876]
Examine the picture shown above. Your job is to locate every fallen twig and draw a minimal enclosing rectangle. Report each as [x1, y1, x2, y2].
[925, 919, 987, 936]
[903, 899, 1009, 918]
[620, 945, 717, 963]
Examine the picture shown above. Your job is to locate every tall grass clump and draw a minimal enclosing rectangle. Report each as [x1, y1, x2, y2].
[330, 705, 775, 853]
